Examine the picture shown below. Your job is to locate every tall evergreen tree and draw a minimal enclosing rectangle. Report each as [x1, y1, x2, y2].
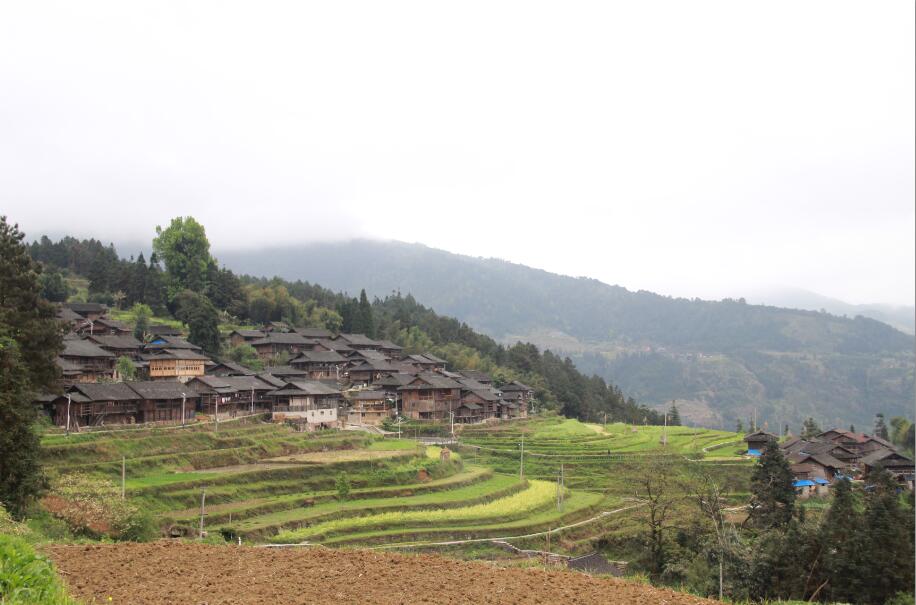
[0, 217, 63, 516]
[747, 440, 796, 530]
[351, 289, 375, 337]
[126, 253, 148, 306]
[801, 417, 821, 439]
[873, 413, 889, 440]
[667, 400, 681, 426]
[820, 478, 865, 602]
[173, 290, 221, 355]
[859, 469, 915, 604]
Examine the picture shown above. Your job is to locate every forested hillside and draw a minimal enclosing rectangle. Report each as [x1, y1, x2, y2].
[28, 229, 660, 425]
[218, 240, 915, 429]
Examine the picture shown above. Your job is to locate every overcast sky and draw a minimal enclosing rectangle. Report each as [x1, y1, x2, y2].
[2, 1, 913, 305]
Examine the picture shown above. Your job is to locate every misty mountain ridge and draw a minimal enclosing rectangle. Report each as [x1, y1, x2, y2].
[743, 286, 914, 335]
[217, 239, 915, 430]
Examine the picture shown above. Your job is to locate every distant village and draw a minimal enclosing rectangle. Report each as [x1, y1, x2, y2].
[744, 428, 915, 495]
[37, 302, 533, 433]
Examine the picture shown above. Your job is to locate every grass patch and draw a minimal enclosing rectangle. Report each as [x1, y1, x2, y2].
[0, 535, 75, 605]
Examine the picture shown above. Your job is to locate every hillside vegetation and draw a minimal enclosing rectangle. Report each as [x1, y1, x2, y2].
[218, 240, 915, 429]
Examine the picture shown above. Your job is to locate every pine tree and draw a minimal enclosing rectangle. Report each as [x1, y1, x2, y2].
[873, 413, 889, 440]
[820, 478, 864, 602]
[859, 469, 915, 603]
[667, 400, 681, 426]
[748, 440, 796, 530]
[352, 289, 375, 337]
[801, 417, 821, 439]
[126, 253, 148, 306]
[0, 217, 63, 516]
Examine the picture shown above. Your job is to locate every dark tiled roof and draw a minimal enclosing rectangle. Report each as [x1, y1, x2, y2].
[500, 380, 533, 392]
[348, 361, 398, 373]
[374, 373, 416, 387]
[256, 373, 287, 388]
[315, 338, 353, 352]
[87, 335, 143, 349]
[422, 353, 447, 364]
[277, 380, 342, 396]
[206, 361, 256, 376]
[459, 370, 492, 383]
[375, 340, 403, 350]
[64, 302, 107, 314]
[406, 354, 437, 365]
[145, 335, 201, 350]
[61, 339, 115, 358]
[70, 382, 140, 401]
[347, 349, 390, 362]
[92, 318, 130, 331]
[295, 327, 334, 339]
[292, 351, 348, 364]
[861, 448, 912, 467]
[57, 307, 85, 322]
[399, 372, 462, 390]
[148, 324, 183, 336]
[347, 390, 390, 401]
[127, 380, 196, 400]
[230, 329, 266, 339]
[249, 333, 317, 346]
[147, 348, 211, 361]
[336, 333, 382, 347]
[263, 365, 309, 376]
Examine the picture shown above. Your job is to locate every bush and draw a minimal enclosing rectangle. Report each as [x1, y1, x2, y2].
[0, 535, 75, 605]
[43, 473, 159, 541]
[335, 472, 351, 501]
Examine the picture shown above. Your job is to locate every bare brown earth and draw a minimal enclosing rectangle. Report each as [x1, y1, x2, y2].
[47, 542, 718, 605]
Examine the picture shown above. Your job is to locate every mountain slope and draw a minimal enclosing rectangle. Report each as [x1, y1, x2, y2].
[218, 240, 915, 429]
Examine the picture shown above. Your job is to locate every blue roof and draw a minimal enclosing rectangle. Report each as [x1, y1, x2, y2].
[813, 478, 830, 485]
[793, 479, 815, 487]
[747, 449, 762, 457]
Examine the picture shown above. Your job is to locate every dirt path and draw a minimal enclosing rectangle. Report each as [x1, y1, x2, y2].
[47, 542, 719, 605]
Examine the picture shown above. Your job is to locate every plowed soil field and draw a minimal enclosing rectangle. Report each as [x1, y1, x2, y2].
[47, 542, 718, 605]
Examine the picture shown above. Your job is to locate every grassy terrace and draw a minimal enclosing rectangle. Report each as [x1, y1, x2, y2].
[39, 415, 751, 552]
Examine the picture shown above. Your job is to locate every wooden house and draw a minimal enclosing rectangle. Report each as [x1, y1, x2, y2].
[264, 321, 291, 333]
[398, 372, 462, 421]
[314, 338, 353, 354]
[346, 390, 394, 426]
[145, 349, 208, 382]
[56, 306, 86, 329]
[228, 329, 266, 348]
[126, 380, 199, 423]
[404, 354, 439, 371]
[348, 360, 399, 385]
[54, 383, 142, 427]
[788, 451, 844, 482]
[268, 380, 344, 429]
[376, 340, 404, 359]
[346, 349, 390, 364]
[744, 430, 778, 455]
[861, 449, 915, 488]
[499, 381, 532, 417]
[57, 339, 116, 383]
[262, 365, 311, 381]
[457, 378, 502, 422]
[188, 375, 277, 417]
[289, 350, 347, 380]
[249, 333, 317, 361]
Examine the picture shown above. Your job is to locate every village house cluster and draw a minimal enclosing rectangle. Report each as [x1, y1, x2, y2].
[36, 303, 533, 431]
[744, 428, 915, 494]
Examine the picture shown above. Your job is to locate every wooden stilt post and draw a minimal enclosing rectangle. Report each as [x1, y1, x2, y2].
[121, 456, 126, 500]
[199, 489, 207, 539]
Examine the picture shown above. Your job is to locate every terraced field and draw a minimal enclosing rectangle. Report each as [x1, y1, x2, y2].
[40, 415, 750, 557]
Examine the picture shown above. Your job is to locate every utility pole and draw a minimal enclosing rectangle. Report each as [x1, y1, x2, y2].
[181, 392, 186, 427]
[519, 435, 525, 480]
[250, 388, 255, 415]
[661, 412, 668, 446]
[65, 393, 71, 436]
[215, 398, 219, 433]
[199, 489, 207, 539]
[121, 456, 126, 500]
[449, 411, 455, 438]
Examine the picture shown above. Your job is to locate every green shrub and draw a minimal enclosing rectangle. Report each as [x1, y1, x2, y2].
[0, 535, 75, 605]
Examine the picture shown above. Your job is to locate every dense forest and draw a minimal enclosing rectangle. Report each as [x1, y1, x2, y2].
[217, 240, 916, 429]
[28, 224, 661, 425]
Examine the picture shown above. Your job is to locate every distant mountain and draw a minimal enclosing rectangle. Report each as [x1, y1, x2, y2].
[218, 240, 915, 430]
[743, 286, 915, 335]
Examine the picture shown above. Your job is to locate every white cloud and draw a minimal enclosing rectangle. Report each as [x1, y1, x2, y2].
[1, 0, 912, 304]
